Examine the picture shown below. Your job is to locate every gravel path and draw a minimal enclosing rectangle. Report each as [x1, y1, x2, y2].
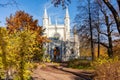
[32, 63, 94, 80]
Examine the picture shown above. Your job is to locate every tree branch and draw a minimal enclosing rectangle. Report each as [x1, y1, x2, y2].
[94, 41, 108, 48]
[117, 0, 120, 11]
[109, 20, 115, 26]
[97, 29, 108, 36]
[103, 0, 120, 34]
[110, 29, 114, 35]
[103, 0, 118, 18]
[0, 0, 19, 9]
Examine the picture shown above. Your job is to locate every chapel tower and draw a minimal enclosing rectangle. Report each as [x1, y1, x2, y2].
[43, 7, 70, 41]
[43, 8, 49, 36]
[64, 7, 70, 40]
[42, 7, 80, 61]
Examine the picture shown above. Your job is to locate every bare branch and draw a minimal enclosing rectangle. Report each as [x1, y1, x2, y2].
[117, 0, 120, 11]
[97, 28, 108, 36]
[0, 0, 19, 9]
[94, 41, 108, 48]
[103, 0, 120, 34]
[110, 29, 114, 35]
[109, 20, 115, 26]
[51, 0, 71, 9]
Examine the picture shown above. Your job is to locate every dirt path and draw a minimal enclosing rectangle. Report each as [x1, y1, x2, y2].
[32, 63, 95, 80]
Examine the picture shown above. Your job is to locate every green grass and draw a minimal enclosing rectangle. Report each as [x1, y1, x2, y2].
[67, 59, 94, 70]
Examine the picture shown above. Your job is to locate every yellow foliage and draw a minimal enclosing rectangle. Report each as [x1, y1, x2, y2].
[91, 55, 119, 68]
[94, 45, 107, 57]
[0, 28, 46, 79]
[93, 56, 120, 80]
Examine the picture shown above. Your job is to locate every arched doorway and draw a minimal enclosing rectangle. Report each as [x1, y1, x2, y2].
[53, 47, 60, 62]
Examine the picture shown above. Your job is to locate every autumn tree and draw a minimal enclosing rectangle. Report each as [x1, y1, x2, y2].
[6, 10, 49, 61]
[0, 28, 8, 79]
[0, 27, 47, 79]
[4, 11, 49, 79]
[6, 11, 41, 33]
[14, 30, 38, 80]
[0, 29, 49, 79]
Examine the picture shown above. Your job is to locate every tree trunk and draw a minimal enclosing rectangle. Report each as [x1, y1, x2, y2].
[107, 35, 113, 57]
[107, 27, 113, 57]
[20, 52, 24, 80]
[106, 16, 113, 57]
[88, 0, 94, 60]
[98, 30, 100, 58]
[97, 9, 100, 58]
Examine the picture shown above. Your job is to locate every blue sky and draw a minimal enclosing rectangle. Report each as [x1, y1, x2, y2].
[0, 0, 78, 28]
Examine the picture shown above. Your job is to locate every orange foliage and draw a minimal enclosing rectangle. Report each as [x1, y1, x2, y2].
[6, 10, 50, 43]
[94, 45, 107, 57]
[37, 35, 51, 43]
[6, 10, 41, 34]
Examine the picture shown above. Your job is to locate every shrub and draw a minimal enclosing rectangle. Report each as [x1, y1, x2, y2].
[68, 59, 92, 69]
[42, 54, 51, 63]
[92, 56, 120, 80]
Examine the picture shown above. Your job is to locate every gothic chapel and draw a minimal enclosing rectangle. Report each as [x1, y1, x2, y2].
[43, 7, 80, 61]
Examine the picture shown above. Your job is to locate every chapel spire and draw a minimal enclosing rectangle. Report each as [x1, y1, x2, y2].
[65, 7, 69, 18]
[64, 7, 70, 40]
[43, 7, 48, 18]
[43, 7, 49, 36]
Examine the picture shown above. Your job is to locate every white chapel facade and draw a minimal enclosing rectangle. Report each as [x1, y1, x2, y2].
[43, 7, 80, 61]
[43, 8, 70, 41]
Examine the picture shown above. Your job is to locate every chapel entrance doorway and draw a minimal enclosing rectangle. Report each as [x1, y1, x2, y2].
[53, 47, 60, 62]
